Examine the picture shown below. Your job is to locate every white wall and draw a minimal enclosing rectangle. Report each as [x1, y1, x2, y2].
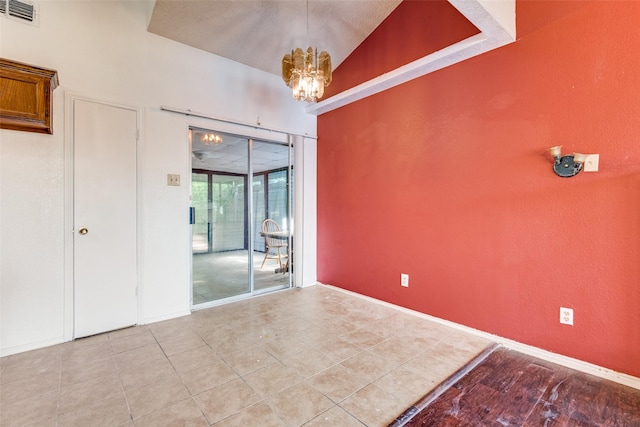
[0, 1, 317, 356]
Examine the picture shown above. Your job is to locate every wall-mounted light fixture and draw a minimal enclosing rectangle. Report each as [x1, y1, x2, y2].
[549, 146, 587, 177]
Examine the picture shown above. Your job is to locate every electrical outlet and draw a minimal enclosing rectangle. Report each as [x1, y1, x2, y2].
[167, 174, 181, 186]
[560, 307, 573, 326]
[401, 273, 409, 287]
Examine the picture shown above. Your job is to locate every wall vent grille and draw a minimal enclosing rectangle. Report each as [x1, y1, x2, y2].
[0, 0, 38, 26]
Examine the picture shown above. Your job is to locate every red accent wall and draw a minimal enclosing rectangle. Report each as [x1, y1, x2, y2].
[317, 0, 640, 378]
[324, 0, 479, 97]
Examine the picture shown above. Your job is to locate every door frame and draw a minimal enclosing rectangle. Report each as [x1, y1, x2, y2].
[63, 93, 143, 341]
[188, 127, 295, 308]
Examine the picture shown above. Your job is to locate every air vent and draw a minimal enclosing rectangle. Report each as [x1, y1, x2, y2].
[0, 0, 38, 25]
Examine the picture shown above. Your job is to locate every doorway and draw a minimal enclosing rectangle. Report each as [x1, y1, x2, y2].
[190, 128, 293, 306]
[71, 98, 139, 338]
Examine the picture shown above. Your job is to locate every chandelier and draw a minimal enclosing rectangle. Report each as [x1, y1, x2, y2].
[201, 133, 222, 144]
[281, 1, 332, 102]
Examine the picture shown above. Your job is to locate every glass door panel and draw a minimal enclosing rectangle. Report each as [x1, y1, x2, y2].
[268, 169, 289, 229]
[211, 174, 246, 252]
[191, 171, 251, 303]
[253, 140, 292, 293]
[191, 128, 293, 307]
[191, 172, 210, 254]
[191, 130, 250, 305]
[252, 175, 266, 254]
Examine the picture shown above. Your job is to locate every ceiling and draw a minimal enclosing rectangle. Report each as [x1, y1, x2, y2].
[147, 0, 403, 77]
[148, 1, 515, 117]
[156, 1, 515, 173]
[154, 1, 403, 175]
[191, 129, 290, 175]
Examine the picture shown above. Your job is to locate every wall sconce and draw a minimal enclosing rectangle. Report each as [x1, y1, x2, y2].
[549, 146, 587, 177]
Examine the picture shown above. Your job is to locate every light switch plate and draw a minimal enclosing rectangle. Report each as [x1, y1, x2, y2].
[583, 154, 599, 172]
[167, 174, 181, 186]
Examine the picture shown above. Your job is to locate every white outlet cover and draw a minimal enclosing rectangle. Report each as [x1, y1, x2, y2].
[583, 154, 599, 172]
[560, 307, 574, 326]
[401, 273, 409, 287]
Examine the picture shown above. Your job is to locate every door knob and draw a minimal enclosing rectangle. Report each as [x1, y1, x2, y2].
[78, 227, 88, 235]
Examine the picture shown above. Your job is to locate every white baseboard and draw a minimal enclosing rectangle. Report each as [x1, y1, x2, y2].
[319, 283, 640, 391]
[297, 280, 318, 288]
[0, 336, 66, 358]
[141, 309, 191, 325]
[1, 310, 190, 358]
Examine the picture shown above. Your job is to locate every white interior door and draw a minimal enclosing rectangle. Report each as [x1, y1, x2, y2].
[73, 99, 138, 338]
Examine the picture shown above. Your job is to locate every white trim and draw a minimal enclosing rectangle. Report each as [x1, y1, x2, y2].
[141, 309, 191, 325]
[298, 137, 318, 288]
[191, 286, 293, 312]
[188, 124, 195, 309]
[293, 135, 305, 288]
[63, 91, 74, 342]
[297, 281, 318, 289]
[160, 106, 317, 140]
[319, 282, 640, 391]
[305, 0, 516, 116]
[0, 337, 64, 358]
[136, 109, 145, 325]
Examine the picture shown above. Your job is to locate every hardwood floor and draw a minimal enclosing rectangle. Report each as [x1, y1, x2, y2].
[392, 347, 640, 426]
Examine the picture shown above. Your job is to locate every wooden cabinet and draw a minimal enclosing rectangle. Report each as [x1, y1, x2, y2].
[0, 58, 59, 134]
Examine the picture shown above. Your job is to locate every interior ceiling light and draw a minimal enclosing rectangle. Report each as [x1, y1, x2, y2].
[281, 0, 332, 103]
[201, 133, 222, 144]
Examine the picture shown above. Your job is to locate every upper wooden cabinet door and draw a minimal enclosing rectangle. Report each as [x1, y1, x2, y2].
[0, 58, 59, 134]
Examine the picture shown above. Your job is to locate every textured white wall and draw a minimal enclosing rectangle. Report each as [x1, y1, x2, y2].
[0, 1, 316, 355]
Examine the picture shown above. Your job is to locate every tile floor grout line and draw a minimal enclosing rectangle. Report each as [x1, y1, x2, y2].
[55, 344, 63, 426]
[339, 401, 370, 427]
[107, 331, 136, 424]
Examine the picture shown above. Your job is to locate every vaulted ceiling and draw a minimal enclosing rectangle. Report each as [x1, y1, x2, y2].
[148, 0, 403, 77]
[148, 0, 516, 116]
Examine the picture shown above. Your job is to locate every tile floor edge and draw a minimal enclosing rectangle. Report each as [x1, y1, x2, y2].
[386, 342, 502, 427]
[317, 282, 640, 391]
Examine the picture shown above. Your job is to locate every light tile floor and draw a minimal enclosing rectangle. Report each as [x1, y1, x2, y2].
[0, 285, 492, 427]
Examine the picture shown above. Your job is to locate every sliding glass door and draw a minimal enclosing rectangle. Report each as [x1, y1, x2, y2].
[190, 128, 292, 307]
[191, 172, 210, 254]
[252, 141, 292, 293]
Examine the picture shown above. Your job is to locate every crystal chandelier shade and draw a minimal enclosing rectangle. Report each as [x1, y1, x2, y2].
[282, 47, 332, 103]
[281, 0, 332, 103]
